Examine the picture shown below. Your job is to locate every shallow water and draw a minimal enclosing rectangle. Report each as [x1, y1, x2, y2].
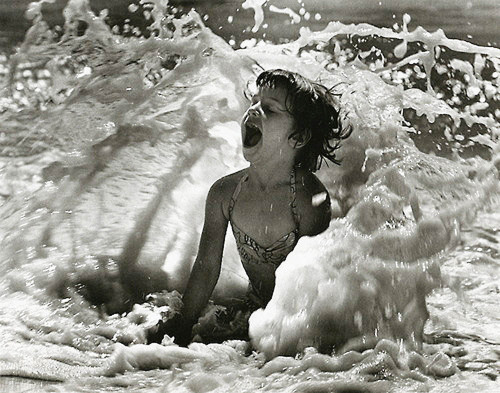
[0, 0, 499, 392]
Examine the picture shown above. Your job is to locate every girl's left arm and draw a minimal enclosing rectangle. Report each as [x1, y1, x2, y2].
[299, 173, 332, 236]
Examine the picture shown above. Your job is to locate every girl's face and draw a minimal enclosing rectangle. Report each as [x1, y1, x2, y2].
[241, 86, 297, 165]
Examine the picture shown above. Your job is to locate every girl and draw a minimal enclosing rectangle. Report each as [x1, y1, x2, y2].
[149, 69, 350, 345]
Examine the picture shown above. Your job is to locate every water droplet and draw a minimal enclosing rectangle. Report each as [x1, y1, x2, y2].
[354, 311, 363, 330]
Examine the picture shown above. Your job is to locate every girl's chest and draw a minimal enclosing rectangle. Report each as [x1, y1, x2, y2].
[230, 188, 297, 247]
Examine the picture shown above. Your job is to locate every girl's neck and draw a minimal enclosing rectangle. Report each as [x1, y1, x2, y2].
[247, 160, 295, 191]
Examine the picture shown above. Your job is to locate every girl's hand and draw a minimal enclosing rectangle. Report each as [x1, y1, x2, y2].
[147, 313, 193, 347]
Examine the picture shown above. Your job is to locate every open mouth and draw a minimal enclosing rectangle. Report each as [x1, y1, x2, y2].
[243, 122, 262, 148]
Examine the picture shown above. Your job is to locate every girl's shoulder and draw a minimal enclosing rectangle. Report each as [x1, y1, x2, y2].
[295, 168, 331, 236]
[210, 168, 247, 194]
[208, 168, 248, 219]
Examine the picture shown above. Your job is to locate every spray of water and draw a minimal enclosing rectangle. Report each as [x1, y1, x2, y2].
[0, 1, 499, 391]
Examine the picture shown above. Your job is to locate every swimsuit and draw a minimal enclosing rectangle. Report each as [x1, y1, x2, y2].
[228, 169, 301, 306]
[194, 169, 301, 343]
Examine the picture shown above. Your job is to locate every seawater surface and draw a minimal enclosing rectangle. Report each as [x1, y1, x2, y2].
[0, 1, 499, 392]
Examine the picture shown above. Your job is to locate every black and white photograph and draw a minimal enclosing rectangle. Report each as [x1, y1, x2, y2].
[0, 1, 499, 392]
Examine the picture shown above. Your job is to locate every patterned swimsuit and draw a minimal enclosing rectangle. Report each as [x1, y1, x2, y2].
[193, 170, 302, 343]
[228, 169, 301, 307]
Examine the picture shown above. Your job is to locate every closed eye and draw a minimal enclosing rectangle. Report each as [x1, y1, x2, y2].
[262, 105, 273, 114]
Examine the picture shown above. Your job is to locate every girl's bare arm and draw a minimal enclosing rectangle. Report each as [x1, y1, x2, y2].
[180, 179, 230, 324]
[297, 171, 332, 236]
[148, 176, 235, 345]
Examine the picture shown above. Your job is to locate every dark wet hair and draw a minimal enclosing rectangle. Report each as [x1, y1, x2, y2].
[255, 69, 351, 172]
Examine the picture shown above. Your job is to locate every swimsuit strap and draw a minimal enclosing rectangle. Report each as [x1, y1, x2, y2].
[229, 168, 299, 229]
[228, 172, 248, 219]
[289, 168, 300, 229]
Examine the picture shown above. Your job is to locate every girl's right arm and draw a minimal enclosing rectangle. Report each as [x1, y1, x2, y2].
[181, 178, 229, 327]
[148, 178, 230, 345]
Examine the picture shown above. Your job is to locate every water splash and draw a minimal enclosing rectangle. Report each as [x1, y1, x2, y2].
[269, 5, 301, 25]
[0, 0, 499, 392]
[242, 0, 267, 33]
